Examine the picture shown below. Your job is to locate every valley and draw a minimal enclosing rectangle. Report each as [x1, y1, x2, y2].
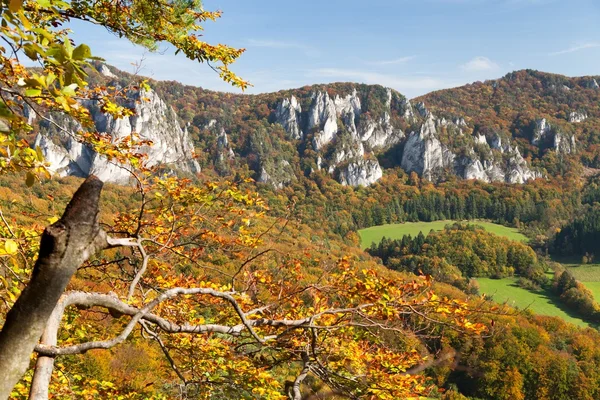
[2, 3, 600, 396]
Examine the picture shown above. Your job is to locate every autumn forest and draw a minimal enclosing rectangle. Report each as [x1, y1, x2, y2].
[1, 1, 600, 400]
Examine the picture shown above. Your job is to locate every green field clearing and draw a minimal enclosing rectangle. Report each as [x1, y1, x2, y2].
[358, 220, 528, 249]
[476, 277, 590, 327]
[550, 256, 600, 300]
[564, 264, 600, 282]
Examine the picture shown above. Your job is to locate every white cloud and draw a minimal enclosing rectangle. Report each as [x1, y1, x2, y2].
[548, 42, 600, 56]
[366, 56, 416, 66]
[460, 56, 499, 72]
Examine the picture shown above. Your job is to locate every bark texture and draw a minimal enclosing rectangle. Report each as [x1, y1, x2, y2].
[0, 176, 107, 399]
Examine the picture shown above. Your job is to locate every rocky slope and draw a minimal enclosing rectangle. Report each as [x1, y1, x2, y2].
[33, 66, 599, 187]
[33, 65, 200, 184]
[417, 69, 600, 174]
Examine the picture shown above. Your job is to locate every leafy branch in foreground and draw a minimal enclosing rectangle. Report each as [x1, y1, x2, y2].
[1, 175, 490, 399]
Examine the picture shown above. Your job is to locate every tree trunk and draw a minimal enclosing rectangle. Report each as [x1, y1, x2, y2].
[0, 176, 107, 399]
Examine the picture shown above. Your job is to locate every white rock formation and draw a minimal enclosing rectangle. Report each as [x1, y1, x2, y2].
[400, 115, 454, 181]
[99, 64, 118, 79]
[275, 96, 303, 139]
[554, 132, 576, 154]
[308, 92, 338, 150]
[339, 159, 383, 186]
[358, 112, 403, 149]
[475, 134, 487, 145]
[532, 118, 551, 145]
[35, 88, 200, 183]
[401, 98, 415, 120]
[415, 102, 430, 118]
[506, 147, 538, 184]
[569, 111, 587, 123]
[217, 128, 235, 160]
[461, 156, 506, 183]
[532, 118, 576, 154]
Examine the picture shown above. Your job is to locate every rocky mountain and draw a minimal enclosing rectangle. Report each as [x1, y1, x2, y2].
[30, 66, 599, 187]
[417, 69, 600, 174]
[32, 65, 200, 184]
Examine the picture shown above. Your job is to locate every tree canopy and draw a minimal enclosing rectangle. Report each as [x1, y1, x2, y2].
[0, 1, 493, 399]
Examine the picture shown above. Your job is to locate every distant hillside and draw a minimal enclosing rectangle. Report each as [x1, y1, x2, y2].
[33, 65, 598, 189]
[416, 69, 600, 175]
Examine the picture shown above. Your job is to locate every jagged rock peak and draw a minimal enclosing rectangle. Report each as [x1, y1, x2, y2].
[333, 88, 361, 116]
[532, 118, 551, 145]
[401, 115, 454, 181]
[506, 147, 540, 184]
[385, 87, 392, 109]
[401, 98, 415, 120]
[308, 91, 338, 150]
[35, 87, 200, 183]
[415, 102, 430, 118]
[217, 128, 235, 160]
[475, 134, 487, 145]
[454, 117, 467, 127]
[275, 96, 303, 140]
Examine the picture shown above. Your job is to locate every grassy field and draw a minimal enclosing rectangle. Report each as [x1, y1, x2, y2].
[476, 277, 590, 327]
[550, 255, 600, 300]
[565, 264, 600, 282]
[358, 220, 528, 249]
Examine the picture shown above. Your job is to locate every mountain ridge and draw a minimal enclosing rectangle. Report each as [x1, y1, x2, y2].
[32, 64, 598, 187]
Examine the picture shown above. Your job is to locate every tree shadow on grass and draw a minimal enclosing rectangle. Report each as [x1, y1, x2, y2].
[505, 282, 598, 329]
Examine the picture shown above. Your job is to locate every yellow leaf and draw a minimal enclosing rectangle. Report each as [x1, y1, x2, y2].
[4, 240, 18, 255]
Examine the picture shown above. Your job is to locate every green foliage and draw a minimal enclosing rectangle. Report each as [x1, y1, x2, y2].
[367, 223, 542, 281]
[358, 219, 527, 249]
[553, 206, 600, 257]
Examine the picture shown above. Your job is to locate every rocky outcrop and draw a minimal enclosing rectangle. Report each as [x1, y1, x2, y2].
[554, 132, 577, 154]
[99, 64, 118, 79]
[506, 147, 539, 184]
[415, 102, 430, 118]
[401, 115, 454, 181]
[401, 98, 415, 120]
[532, 118, 576, 154]
[569, 111, 587, 123]
[308, 91, 338, 150]
[339, 158, 383, 187]
[285, 87, 403, 186]
[275, 96, 303, 139]
[358, 112, 404, 149]
[35, 88, 200, 183]
[532, 118, 551, 145]
[217, 128, 235, 161]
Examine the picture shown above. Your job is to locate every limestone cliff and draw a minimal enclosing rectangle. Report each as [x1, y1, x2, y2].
[35, 88, 200, 184]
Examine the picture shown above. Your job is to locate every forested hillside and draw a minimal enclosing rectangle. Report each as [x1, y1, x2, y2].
[2, 0, 600, 396]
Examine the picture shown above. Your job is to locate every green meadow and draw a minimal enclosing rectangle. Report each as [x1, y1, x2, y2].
[476, 277, 590, 327]
[358, 220, 528, 249]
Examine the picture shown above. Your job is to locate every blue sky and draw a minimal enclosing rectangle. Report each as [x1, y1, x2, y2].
[70, 0, 600, 98]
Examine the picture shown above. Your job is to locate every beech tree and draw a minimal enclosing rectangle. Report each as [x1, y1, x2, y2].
[0, 1, 489, 399]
